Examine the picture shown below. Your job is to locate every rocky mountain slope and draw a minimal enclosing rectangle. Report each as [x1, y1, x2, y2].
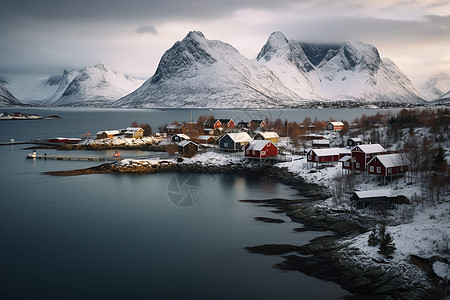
[0, 82, 23, 106]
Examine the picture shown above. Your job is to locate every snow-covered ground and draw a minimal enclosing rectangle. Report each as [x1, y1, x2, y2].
[81, 136, 163, 147]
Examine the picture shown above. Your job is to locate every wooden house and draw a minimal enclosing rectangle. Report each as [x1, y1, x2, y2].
[172, 133, 191, 143]
[248, 120, 266, 129]
[347, 138, 362, 147]
[343, 144, 386, 172]
[367, 153, 410, 183]
[124, 127, 144, 139]
[236, 121, 249, 129]
[312, 139, 330, 149]
[326, 121, 344, 131]
[96, 130, 121, 139]
[218, 132, 252, 151]
[307, 148, 351, 164]
[203, 118, 235, 129]
[178, 140, 199, 158]
[244, 140, 278, 160]
[350, 189, 398, 210]
[165, 124, 186, 136]
[195, 135, 215, 144]
[253, 132, 279, 143]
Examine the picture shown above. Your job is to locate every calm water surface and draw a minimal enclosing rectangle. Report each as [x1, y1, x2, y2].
[0, 108, 359, 299]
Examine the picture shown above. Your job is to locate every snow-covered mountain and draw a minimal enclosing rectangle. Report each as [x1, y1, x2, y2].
[42, 69, 81, 105]
[48, 64, 144, 106]
[438, 90, 450, 102]
[3, 74, 63, 104]
[0, 82, 23, 106]
[413, 73, 450, 101]
[115, 31, 304, 108]
[256, 32, 424, 104]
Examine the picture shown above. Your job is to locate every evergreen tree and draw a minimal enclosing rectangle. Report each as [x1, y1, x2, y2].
[378, 227, 397, 257]
[367, 226, 379, 247]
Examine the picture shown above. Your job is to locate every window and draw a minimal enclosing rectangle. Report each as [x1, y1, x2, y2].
[387, 168, 391, 173]
[224, 142, 228, 147]
[351, 156, 356, 162]
[377, 167, 381, 173]
[261, 151, 266, 156]
[344, 162, 350, 167]
[246, 149, 249, 154]
[369, 166, 374, 172]
[252, 150, 256, 155]
[308, 155, 311, 160]
[356, 162, 360, 168]
[315, 156, 318, 162]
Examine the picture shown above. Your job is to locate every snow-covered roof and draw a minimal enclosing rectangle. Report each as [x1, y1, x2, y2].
[349, 138, 362, 142]
[312, 139, 330, 144]
[97, 130, 121, 135]
[221, 132, 252, 143]
[178, 140, 198, 147]
[328, 121, 344, 126]
[173, 133, 190, 139]
[125, 127, 142, 132]
[353, 144, 386, 154]
[256, 132, 279, 139]
[246, 140, 275, 151]
[197, 135, 213, 140]
[309, 147, 351, 157]
[354, 189, 397, 199]
[369, 153, 410, 168]
[339, 155, 351, 162]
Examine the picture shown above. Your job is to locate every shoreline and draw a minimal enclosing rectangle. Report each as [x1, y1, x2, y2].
[44, 158, 444, 298]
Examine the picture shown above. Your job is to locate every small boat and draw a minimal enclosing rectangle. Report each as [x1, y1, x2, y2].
[113, 151, 121, 157]
[27, 150, 37, 159]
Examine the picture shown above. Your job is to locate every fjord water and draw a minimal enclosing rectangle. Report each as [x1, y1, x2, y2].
[0, 108, 359, 299]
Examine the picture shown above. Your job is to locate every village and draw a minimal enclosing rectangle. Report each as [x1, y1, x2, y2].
[34, 108, 450, 297]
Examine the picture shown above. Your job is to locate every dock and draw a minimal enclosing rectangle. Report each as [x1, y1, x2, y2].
[27, 154, 121, 162]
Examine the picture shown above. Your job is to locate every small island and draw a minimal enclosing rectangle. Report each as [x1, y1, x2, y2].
[0, 112, 61, 120]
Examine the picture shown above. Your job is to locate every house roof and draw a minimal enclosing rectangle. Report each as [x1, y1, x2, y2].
[256, 132, 279, 139]
[369, 153, 410, 168]
[246, 140, 275, 151]
[353, 144, 386, 154]
[221, 132, 252, 143]
[309, 147, 351, 157]
[328, 121, 344, 126]
[349, 138, 362, 142]
[197, 135, 213, 140]
[339, 155, 352, 162]
[354, 189, 397, 199]
[312, 139, 330, 144]
[173, 133, 190, 139]
[178, 140, 198, 147]
[125, 127, 142, 132]
[218, 118, 232, 123]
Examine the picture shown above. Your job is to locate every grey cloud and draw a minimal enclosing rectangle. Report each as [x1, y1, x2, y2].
[136, 25, 158, 35]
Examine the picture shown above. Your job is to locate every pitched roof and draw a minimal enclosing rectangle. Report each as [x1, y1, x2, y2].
[197, 135, 213, 140]
[339, 155, 352, 162]
[349, 138, 362, 142]
[173, 133, 190, 139]
[178, 140, 198, 147]
[354, 189, 397, 199]
[328, 121, 344, 126]
[369, 153, 410, 168]
[353, 144, 386, 154]
[125, 127, 142, 132]
[221, 132, 252, 143]
[246, 140, 275, 151]
[257, 132, 279, 139]
[312, 139, 330, 144]
[309, 147, 351, 157]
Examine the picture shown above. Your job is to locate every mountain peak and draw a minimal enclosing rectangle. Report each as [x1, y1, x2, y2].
[185, 31, 205, 40]
[256, 31, 289, 61]
[95, 63, 108, 71]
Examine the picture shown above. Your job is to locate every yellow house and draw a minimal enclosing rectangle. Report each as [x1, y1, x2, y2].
[124, 127, 144, 138]
[253, 132, 279, 143]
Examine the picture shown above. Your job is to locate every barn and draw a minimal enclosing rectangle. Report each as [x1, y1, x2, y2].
[367, 153, 410, 183]
[244, 140, 278, 160]
[343, 144, 386, 171]
[307, 148, 351, 164]
[350, 189, 398, 210]
[218, 132, 252, 151]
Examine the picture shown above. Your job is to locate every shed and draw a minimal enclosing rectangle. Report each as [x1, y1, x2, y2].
[244, 140, 278, 160]
[347, 138, 362, 147]
[178, 140, 199, 158]
[307, 148, 351, 164]
[195, 135, 215, 144]
[350, 189, 398, 209]
[312, 139, 330, 149]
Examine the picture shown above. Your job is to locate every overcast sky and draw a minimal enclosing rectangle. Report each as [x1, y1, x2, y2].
[1, 0, 449, 81]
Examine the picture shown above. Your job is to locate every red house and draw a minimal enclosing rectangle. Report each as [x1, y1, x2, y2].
[367, 153, 410, 178]
[203, 118, 235, 129]
[307, 148, 351, 164]
[343, 144, 386, 171]
[244, 140, 278, 159]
